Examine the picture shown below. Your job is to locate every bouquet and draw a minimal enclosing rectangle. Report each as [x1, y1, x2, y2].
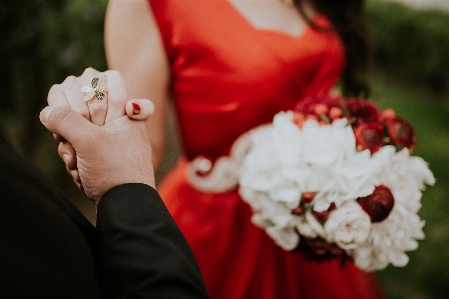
[187, 94, 435, 271]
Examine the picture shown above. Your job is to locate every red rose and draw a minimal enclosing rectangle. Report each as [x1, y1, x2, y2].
[294, 237, 347, 263]
[294, 94, 346, 117]
[359, 185, 395, 222]
[384, 117, 417, 150]
[346, 99, 382, 126]
[381, 108, 396, 120]
[353, 123, 384, 154]
[301, 191, 315, 204]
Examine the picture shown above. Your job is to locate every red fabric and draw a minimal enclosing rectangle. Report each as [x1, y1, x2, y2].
[149, 1, 386, 298]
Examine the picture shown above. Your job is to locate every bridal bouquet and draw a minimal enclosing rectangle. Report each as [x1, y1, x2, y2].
[187, 94, 435, 271]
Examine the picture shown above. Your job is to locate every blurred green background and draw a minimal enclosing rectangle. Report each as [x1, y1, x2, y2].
[1, 0, 448, 298]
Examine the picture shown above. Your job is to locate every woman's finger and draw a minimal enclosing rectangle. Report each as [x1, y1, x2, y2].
[60, 75, 91, 120]
[80, 68, 108, 126]
[125, 99, 155, 120]
[104, 70, 128, 124]
[86, 91, 108, 126]
[47, 84, 69, 108]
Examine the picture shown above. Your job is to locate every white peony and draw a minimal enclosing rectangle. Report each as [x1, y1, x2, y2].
[238, 112, 381, 253]
[293, 215, 319, 239]
[351, 204, 425, 271]
[324, 202, 371, 250]
[348, 145, 434, 271]
[298, 118, 378, 212]
[372, 146, 435, 213]
[265, 226, 300, 251]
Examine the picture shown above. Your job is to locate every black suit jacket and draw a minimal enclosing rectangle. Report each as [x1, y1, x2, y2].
[0, 139, 209, 299]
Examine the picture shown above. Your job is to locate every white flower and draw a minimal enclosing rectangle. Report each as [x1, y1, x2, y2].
[372, 146, 435, 213]
[239, 188, 300, 250]
[324, 202, 371, 250]
[300, 118, 354, 166]
[238, 111, 379, 255]
[294, 215, 319, 239]
[298, 119, 378, 212]
[351, 205, 425, 271]
[226, 110, 434, 272]
[347, 145, 434, 271]
[266, 226, 299, 251]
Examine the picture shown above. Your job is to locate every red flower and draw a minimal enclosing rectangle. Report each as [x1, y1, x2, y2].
[346, 99, 382, 126]
[329, 106, 344, 120]
[292, 206, 305, 216]
[353, 123, 384, 154]
[381, 108, 396, 120]
[384, 117, 417, 150]
[294, 94, 346, 117]
[359, 185, 395, 222]
[301, 192, 315, 204]
[294, 237, 348, 264]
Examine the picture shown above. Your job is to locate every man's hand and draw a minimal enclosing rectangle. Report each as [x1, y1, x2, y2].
[40, 105, 155, 205]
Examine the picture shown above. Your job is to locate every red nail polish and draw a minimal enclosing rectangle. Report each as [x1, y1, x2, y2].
[132, 103, 141, 115]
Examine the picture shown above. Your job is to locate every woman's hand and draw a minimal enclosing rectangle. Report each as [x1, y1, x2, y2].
[47, 68, 154, 191]
[48, 68, 131, 126]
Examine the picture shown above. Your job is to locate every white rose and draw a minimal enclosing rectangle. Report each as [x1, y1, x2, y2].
[351, 204, 425, 271]
[300, 118, 353, 166]
[294, 214, 319, 239]
[372, 146, 435, 213]
[266, 226, 299, 251]
[324, 202, 371, 250]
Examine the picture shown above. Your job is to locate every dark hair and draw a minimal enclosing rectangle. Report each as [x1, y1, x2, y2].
[294, 0, 371, 98]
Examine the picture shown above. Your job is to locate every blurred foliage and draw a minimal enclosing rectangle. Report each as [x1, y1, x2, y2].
[366, 0, 449, 97]
[0, 0, 107, 157]
[0, 0, 107, 220]
[372, 73, 449, 299]
[0, 0, 107, 213]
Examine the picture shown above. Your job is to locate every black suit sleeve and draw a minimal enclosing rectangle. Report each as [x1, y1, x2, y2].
[96, 183, 210, 299]
[0, 140, 102, 298]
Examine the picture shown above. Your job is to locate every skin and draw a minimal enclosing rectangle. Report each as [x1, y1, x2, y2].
[104, 0, 169, 170]
[47, 68, 155, 202]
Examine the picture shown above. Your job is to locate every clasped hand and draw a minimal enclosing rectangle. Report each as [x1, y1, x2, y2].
[40, 68, 156, 204]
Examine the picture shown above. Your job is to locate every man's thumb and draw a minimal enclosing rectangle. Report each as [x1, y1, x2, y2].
[40, 106, 98, 145]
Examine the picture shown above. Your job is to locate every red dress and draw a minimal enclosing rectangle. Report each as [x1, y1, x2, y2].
[149, 1, 386, 298]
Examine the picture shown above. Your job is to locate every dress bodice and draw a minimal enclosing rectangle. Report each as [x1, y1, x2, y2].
[149, 0, 345, 160]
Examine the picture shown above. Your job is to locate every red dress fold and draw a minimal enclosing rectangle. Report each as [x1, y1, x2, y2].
[148, 1, 386, 298]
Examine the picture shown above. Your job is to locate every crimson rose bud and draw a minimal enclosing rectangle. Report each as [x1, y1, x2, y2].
[359, 185, 395, 222]
[384, 117, 417, 150]
[301, 192, 315, 203]
[292, 205, 305, 215]
[329, 107, 343, 120]
[353, 123, 384, 154]
[381, 108, 396, 120]
[346, 99, 382, 126]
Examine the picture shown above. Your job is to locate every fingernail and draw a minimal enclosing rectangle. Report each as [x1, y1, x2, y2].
[132, 103, 141, 115]
[39, 106, 56, 125]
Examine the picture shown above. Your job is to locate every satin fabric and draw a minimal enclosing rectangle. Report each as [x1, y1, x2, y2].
[149, 1, 386, 298]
